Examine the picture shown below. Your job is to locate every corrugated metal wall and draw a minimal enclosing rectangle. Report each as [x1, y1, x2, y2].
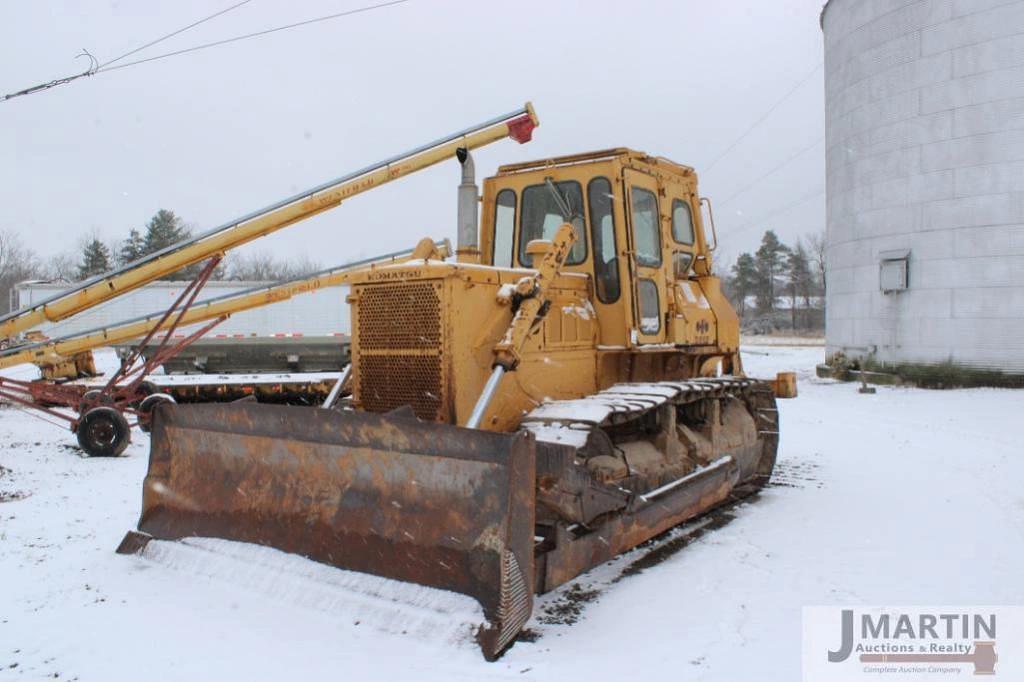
[823, 0, 1024, 373]
[16, 280, 350, 340]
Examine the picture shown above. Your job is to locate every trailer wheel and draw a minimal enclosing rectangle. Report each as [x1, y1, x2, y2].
[77, 407, 131, 457]
[127, 381, 159, 408]
[137, 381, 158, 398]
[79, 389, 114, 414]
[137, 393, 176, 434]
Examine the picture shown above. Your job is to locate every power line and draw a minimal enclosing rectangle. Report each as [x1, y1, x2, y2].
[99, 0, 254, 69]
[703, 62, 823, 174]
[98, 0, 413, 73]
[2, 0, 413, 101]
[725, 186, 824, 237]
[716, 136, 823, 207]
[2, 1, 252, 102]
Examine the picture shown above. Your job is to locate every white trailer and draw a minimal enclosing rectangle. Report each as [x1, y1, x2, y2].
[14, 279, 351, 373]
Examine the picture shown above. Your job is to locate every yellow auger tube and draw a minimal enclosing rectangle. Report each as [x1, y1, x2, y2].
[0, 104, 539, 341]
[0, 240, 449, 372]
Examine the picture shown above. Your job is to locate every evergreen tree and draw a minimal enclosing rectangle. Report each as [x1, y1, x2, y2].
[118, 228, 145, 265]
[141, 209, 198, 280]
[142, 209, 190, 256]
[77, 238, 112, 280]
[729, 253, 758, 316]
[753, 230, 789, 313]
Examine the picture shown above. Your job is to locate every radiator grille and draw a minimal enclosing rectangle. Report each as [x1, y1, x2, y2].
[358, 282, 442, 350]
[355, 281, 446, 422]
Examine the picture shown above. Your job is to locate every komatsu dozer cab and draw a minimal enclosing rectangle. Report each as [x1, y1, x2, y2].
[119, 139, 779, 659]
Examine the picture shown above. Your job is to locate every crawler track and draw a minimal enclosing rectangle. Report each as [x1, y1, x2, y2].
[522, 376, 779, 493]
[520, 376, 779, 595]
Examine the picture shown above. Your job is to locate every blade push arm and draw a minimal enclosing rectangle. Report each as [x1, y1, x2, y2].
[466, 223, 576, 429]
[1, 103, 539, 341]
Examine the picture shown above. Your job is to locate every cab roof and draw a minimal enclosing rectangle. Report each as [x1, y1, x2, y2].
[496, 148, 695, 177]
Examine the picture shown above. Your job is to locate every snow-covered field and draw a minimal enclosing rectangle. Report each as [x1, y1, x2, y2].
[1, 347, 1021, 681]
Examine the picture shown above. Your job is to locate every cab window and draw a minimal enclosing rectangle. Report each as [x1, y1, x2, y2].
[673, 252, 693, 279]
[672, 199, 695, 245]
[588, 177, 620, 303]
[493, 189, 515, 268]
[519, 181, 586, 266]
[630, 187, 661, 267]
[638, 279, 660, 334]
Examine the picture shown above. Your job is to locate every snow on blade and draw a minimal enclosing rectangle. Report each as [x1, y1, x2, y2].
[140, 537, 485, 647]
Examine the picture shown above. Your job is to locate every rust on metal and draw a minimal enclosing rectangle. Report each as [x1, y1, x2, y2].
[534, 450, 740, 592]
[125, 402, 535, 660]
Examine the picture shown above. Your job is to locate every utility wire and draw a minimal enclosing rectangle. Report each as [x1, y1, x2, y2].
[98, 0, 254, 69]
[2, 0, 251, 102]
[716, 136, 823, 208]
[725, 186, 824, 237]
[703, 62, 823, 174]
[98, 0, 412, 73]
[2, 0, 412, 101]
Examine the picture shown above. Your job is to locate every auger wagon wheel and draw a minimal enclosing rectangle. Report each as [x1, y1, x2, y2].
[78, 389, 115, 414]
[136, 393, 176, 434]
[76, 406, 131, 457]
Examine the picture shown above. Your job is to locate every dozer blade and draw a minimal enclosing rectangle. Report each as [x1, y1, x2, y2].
[117, 403, 535, 660]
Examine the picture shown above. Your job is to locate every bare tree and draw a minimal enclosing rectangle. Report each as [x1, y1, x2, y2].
[0, 230, 43, 315]
[226, 251, 322, 282]
[805, 230, 827, 295]
[44, 253, 78, 282]
[282, 254, 323, 280]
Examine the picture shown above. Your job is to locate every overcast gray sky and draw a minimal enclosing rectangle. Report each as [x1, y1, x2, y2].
[1, 0, 825, 270]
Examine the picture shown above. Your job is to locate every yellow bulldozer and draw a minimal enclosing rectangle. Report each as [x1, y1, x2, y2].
[2, 103, 779, 659]
[112, 109, 779, 658]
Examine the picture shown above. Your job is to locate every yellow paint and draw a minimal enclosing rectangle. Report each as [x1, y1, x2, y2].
[348, 148, 744, 432]
[0, 243, 449, 373]
[1, 104, 538, 341]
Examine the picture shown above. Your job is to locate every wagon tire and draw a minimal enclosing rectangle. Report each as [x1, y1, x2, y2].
[77, 407, 131, 457]
[79, 389, 115, 414]
[137, 393, 176, 434]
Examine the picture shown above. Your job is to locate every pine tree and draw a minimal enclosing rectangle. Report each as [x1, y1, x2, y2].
[77, 238, 112, 280]
[141, 209, 198, 281]
[118, 228, 145, 265]
[142, 209, 190, 256]
[754, 230, 789, 314]
[729, 253, 758, 316]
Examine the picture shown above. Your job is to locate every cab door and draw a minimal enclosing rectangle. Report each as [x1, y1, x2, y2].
[622, 168, 668, 344]
[665, 183, 717, 346]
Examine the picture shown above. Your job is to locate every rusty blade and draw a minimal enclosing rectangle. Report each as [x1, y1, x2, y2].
[122, 402, 535, 660]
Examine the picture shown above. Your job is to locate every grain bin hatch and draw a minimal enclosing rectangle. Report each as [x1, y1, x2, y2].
[879, 249, 909, 294]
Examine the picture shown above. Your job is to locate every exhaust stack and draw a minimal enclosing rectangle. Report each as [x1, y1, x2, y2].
[456, 147, 479, 259]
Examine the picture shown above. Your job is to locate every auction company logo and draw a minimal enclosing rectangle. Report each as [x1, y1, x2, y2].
[803, 607, 1023, 680]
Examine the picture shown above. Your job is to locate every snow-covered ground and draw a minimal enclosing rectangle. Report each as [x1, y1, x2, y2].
[1, 347, 1021, 681]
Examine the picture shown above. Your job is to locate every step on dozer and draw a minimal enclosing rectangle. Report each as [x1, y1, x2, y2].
[118, 121, 784, 660]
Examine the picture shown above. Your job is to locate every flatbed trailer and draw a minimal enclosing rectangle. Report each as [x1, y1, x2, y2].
[112, 334, 351, 375]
